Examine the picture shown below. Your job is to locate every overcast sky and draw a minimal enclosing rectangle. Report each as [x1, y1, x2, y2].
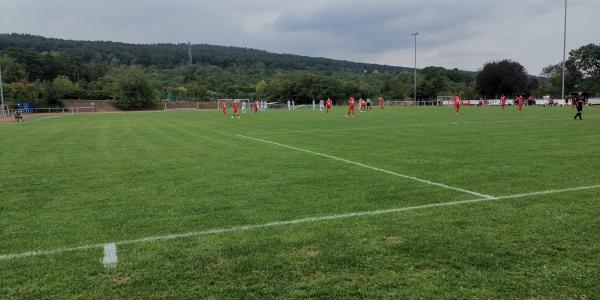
[1, 0, 598, 74]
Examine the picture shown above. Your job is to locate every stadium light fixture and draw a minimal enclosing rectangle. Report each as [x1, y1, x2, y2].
[561, 0, 568, 101]
[411, 32, 419, 102]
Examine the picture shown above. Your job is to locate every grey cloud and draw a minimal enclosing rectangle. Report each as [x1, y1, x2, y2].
[0, 0, 598, 74]
[268, 1, 484, 50]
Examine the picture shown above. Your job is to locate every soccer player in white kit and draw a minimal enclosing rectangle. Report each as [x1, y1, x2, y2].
[287, 100, 291, 111]
[319, 99, 324, 111]
[241, 100, 247, 113]
[312, 99, 316, 110]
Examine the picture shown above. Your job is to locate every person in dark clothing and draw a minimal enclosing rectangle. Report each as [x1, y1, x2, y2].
[574, 92, 585, 120]
[14, 111, 23, 122]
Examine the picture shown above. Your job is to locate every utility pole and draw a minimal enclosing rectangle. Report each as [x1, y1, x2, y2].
[0, 17, 5, 115]
[411, 32, 419, 102]
[187, 41, 193, 65]
[0, 64, 5, 113]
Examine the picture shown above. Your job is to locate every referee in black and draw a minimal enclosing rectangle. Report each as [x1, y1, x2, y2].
[574, 92, 585, 120]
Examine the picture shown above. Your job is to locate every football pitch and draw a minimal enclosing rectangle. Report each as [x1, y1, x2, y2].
[1, 106, 599, 299]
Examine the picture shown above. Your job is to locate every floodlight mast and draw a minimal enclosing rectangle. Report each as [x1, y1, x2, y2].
[0, 65, 4, 110]
[411, 32, 419, 102]
[561, 0, 568, 101]
[0, 17, 5, 111]
[188, 41, 193, 65]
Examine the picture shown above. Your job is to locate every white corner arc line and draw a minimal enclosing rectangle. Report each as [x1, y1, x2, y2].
[1, 184, 598, 261]
[236, 134, 494, 199]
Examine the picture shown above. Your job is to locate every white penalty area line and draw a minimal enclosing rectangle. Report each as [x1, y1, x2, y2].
[237, 134, 494, 199]
[1, 184, 599, 262]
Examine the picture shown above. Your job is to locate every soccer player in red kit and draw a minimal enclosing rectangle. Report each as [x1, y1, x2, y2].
[517, 95, 524, 112]
[379, 97, 385, 110]
[454, 95, 461, 114]
[360, 98, 366, 112]
[326, 98, 333, 114]
[232, 99, 239, 119]
[253, 100, 258, 113]
[221, 101, 227, 118]
[347, 96, 356, 117]
[500, 95, 507, 111]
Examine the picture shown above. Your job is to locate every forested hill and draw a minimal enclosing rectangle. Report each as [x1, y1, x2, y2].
[0, 33, 483, 110]
[0, 33, 410, 73]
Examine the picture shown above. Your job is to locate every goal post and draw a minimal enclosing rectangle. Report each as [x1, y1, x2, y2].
[68, 107, 95, 113]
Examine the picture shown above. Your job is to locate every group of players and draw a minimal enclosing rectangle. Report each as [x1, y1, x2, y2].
[304, 98, 334, 113]
[221, 99, 268, 119]
[452, 92, 587, 119]
[222, 92, 588, 120]
[344, 97, 386, 117]
[453, 94, 525, 114]
[221, 97, 386, 119]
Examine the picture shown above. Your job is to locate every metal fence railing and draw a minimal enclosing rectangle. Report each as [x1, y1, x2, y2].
[0, 107, 96, 118]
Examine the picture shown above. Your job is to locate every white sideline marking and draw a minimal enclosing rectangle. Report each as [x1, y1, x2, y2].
[0, 184, 598, 262]
[237, 134, 494, 199]
[102, 243, 118, 268]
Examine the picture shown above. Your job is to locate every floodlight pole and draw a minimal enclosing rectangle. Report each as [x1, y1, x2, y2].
[0, 64, 5, 111]
[561, 0, 567, 101]
[187, 41, 193, 65]
[411, 32, 419, 102]
[0, 17, 4, 112]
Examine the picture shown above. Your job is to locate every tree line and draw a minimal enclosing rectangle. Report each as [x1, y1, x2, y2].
[0, 34, 597, 110]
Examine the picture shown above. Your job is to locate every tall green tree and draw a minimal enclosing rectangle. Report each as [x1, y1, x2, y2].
[0, 55, 28, 82]
[103, 67, 155, 110]
[540, 43, 600, 97]
[476, 60, 529, 98]
[53, 75, 79, 99]
[569, 43, 600, 95]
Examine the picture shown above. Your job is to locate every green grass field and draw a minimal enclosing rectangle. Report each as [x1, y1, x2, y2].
[1, 106, 599, 299]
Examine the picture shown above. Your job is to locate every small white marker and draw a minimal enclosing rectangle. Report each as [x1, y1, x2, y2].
[102, 243, 118, 268]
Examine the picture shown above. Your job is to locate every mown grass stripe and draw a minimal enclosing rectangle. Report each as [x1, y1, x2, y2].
[236, 134, 494, 199]
[1, 184, 598, 261]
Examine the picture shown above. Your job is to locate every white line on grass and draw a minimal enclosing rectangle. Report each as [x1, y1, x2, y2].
[237, 134, 494, 199]
[1, 184, 598, 261]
